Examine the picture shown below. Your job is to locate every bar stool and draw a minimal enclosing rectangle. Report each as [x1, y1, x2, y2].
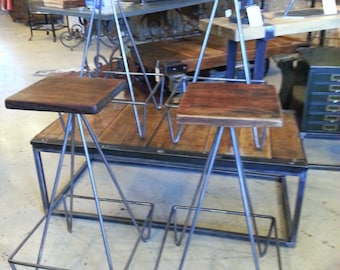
[155, 82, 283, 270]
[5, 76, 153, 269]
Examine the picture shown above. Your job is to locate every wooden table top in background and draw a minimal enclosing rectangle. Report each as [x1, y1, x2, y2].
[199, 8, 340, 41]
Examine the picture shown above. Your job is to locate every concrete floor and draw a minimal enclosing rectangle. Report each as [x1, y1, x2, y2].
[1, 13, 340, 270]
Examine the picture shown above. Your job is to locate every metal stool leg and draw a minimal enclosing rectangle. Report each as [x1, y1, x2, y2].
[179, 127, 262, 270]
[154, 126, 225, 270]
[63, 115, 76, 233]
[36, 113, 146, 270]
[36, 113, 116, 269]
[230, 127, 260, 270]
[76, 113, 114, 269]
[155, 126, 265, 270]
[36, 114, 74, 266]
[164, 126, 224, 270]
[80, 114, 143, 235]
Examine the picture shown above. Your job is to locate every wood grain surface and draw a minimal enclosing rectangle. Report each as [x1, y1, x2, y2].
[176, 83, 283, 127]
[5, 76, 127, 114]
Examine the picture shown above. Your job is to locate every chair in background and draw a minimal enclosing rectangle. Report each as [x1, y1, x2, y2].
[26, 0, 66, 42]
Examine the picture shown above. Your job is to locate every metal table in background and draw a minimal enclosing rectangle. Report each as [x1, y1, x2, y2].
[38, 0, 214, 20]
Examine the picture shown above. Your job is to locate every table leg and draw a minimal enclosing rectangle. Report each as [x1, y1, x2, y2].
[253, 39, 268, 80]
[226, 40, 238, 79]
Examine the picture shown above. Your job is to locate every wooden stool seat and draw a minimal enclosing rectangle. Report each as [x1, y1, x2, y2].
[176, 83, 283, 128]
[5, 76, 127, 114]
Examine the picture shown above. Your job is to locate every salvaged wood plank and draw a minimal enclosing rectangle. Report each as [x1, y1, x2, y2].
[270, 111, 305, 161]
[134, 34, 306, 73]
[237, 127, 272, 159]
[176, 83, 283, 127]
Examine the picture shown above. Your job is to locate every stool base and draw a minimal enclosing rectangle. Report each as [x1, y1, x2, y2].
[9, 113, 155, 270]
[8, 198, 154, 270]
[155, 205, 282, 270]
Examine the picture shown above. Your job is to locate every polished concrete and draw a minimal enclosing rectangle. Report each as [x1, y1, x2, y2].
[1, 13, 340, 270]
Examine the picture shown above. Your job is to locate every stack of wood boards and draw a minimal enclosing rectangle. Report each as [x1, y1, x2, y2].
[43, 0, 85, 8]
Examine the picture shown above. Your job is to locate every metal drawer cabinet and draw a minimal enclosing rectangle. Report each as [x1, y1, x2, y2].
[299, 47, 340, 138]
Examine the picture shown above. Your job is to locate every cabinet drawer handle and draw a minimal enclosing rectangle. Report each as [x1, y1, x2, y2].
[324, 115, 340, 122]
[329, 85, 340, 92]
[327, 95, 340, 103]
[322, 124, 338, 131]
[326, 105, 340, 112]
[331, 74, 340, 82]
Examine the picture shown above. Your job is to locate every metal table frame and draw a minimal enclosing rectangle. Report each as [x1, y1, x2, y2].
[31, 135, 308, 248]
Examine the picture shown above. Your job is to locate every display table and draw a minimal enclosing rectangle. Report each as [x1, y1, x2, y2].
[29, 79, 308, 248]
[39, 0, 214, 19]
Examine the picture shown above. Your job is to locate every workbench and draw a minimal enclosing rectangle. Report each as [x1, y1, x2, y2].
[199, 7, 340, 80]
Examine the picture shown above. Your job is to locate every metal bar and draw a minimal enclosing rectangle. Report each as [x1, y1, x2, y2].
[288, 171, 307, 244]
[80, 114, 142, 233]
[226, 40, 238, 78]
[193, 0, 219, 82]
[76, 114, 114, 269]
[33, 146, 88, 212]
[230, 127, 259, 270]
[64, 115, 76, 233]
[117, 3, 161, 109]
[233, 0, 251, 83]
[80, 0, 96, 77]
[165, 90, 185, 143]
[112, 1, 144, 138]
[36, 114, 74, 266]
[281, 175, 293, 239]
[178, 126, 224, 269]
[283, 0, 296, 16]
[33, 148, 49, 212]
[253, 127, 267, 150]
[253, 39, 268, 80]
